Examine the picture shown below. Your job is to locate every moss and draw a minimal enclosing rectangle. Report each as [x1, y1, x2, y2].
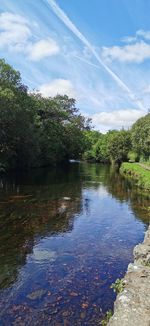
[143, 261, 150, 267]
[120, 163, 150, 191]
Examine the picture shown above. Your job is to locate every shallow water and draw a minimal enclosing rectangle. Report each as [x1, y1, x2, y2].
[0, 163, 149, 325]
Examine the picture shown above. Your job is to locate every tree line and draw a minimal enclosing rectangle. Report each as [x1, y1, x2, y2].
[0, 58, 150, 171]
[0, 59, 91, 171]
[84, 114, 150, 164]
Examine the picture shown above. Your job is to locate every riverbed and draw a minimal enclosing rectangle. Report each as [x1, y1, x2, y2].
[0, 163, 149, 325]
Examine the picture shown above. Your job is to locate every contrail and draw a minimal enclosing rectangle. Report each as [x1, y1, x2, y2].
[73, 55, 143, 105]
[46, 0, 144, 110]
[73, 54, 101, 69]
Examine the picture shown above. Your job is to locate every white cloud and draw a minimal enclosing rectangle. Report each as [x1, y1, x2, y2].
[28, 38, 59, 61]
[122, 30, 150, 43]
[122, 36, 137, 44]
[102, 41, 150, 64]
[136, 29, 150, 40]
[102, 29, 150, 64]
[92, 109, 145, 130]
[0, 12, 31, 48]
[0, 11, 60, 60]
[143, 85, 150, 94]
[39, 79, 76, 97]
[102, 41, 150, 63]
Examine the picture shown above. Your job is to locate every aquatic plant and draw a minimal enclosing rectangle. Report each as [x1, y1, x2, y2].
[110, 278, 124, 294]
[101, 310, 113, 326]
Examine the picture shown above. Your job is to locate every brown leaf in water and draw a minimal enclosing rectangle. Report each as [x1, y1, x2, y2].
[70, 292, 78, 297]
[80, 311, 86, 319]
[81, 303, 89, 309]
[62, 311, 70, 317]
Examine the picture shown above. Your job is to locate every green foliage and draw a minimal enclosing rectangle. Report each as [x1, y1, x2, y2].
[120, 163, 150, 191]
[127, 151, 139, 163]
[83, 129, 131, 164]
[108, 130, 131, 164]
[83, 130, 111, 163]
[101, 310, 113, 326]
[110, 278, 124, 294]
[1, 59, 149, 171]
[83, 130, 102, 161]
[131, 113, 150, 161]
[93, 133, 110, 163]
[0, 59, 38, 170]
[0, 59, 91, 171]
[142, 162, 150, 167]
[83, 113, 150, 165]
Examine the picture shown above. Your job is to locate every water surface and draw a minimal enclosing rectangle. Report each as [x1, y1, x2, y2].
[0, 163, 149, 325]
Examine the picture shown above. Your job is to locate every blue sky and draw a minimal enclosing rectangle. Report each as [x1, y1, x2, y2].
[1, 0, 150, 131]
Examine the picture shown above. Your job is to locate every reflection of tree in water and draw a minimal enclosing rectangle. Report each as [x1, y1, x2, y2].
[107, 166, 150, 224]
[0, 163, 149, 290]
[0, 165, 83, 289]
[79, 163, 150, 224]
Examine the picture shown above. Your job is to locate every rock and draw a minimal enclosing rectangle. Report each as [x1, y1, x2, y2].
[27, 289, 47, 300]
[33, 248, 57, 262]
[58, 204, 67, 214]
[134, 244, 150, 262]
[63, 197, 71, 201]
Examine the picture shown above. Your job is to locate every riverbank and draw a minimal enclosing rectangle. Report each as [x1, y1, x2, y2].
[120, 163, 150, 191]
[108, 226, 150, 326]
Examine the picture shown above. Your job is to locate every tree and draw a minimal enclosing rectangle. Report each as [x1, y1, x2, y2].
[108, 130, 131, 164]
[0, 59, 39, 170]
[83, 130, 102, 161]
[93, 134, 110, 162]
[131, 113, 150, 161]
[0, 59, 91, 170]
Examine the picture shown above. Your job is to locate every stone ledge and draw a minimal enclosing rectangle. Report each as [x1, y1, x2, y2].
[108, 226, 150, 326]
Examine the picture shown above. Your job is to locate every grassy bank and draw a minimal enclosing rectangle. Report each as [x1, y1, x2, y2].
[120, 163, 150, 191]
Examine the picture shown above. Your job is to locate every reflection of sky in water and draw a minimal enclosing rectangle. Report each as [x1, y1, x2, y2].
[0, 163, 149, 325]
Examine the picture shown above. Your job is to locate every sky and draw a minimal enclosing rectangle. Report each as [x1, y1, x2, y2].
[1, 0, 150, 131]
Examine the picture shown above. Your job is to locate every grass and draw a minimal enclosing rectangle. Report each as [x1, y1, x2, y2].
[140, 161, 150, 167]
[120, 163, 150, 191]
[144, 162, 150, 166]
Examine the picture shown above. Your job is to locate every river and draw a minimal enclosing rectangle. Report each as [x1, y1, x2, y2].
[0, 163, 149, 325]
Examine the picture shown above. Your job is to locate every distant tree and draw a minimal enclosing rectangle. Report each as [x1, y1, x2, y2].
[108, 130, 131, 163]
[131, 113, 150, 161]
[92, 134, 109, 162]
[82, 130, 102, 161]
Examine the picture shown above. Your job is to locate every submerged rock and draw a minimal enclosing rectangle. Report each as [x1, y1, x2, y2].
[27, 289, 47, 300]
[33, 248, 57, 262]
[63, 197, 71, 201]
